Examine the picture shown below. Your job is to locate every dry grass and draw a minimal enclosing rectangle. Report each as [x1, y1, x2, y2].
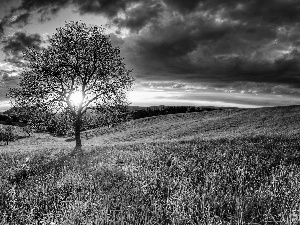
[1, 105, 300, 224]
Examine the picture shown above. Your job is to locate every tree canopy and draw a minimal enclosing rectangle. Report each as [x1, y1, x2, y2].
[7, 21, 134, 149]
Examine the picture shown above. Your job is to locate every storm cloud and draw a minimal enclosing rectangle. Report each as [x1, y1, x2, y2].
[73, 0, 140, 18]
[109, 0, 300, 92]
[2, 32, 43, 66]
[0, 0, 300, 107]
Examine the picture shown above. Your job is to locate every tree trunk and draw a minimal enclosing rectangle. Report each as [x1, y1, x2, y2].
[74, 116, 82, 149]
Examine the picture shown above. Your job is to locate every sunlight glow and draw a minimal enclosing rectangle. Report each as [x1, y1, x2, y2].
[70, 91, 83, 107]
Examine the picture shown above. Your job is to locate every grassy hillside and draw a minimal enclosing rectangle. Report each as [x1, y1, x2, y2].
[1, 105, 300, 224]
[87, 105, 300, 143]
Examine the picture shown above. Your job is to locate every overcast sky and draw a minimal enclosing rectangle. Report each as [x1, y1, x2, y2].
[0, 0, 300, 111]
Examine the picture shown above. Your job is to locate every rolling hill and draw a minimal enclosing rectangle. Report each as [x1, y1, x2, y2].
[85, 105, 300, 144]
[1, 105, 300, 224]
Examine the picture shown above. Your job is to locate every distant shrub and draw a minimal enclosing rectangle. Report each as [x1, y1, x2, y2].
[22, 126, 32, 137]
[5, 116, 13, 125]
[0, 114, 13, 125]
[0, 125, 15, 145]
[0, 114, 9, 121]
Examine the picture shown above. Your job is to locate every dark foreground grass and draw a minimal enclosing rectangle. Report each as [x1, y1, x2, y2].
[1, 134, 300, 224]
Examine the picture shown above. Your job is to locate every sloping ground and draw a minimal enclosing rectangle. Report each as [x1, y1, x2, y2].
[87, 105, 300, 145]
[2, 105, 300, 151]
[1, 105, 300, 224]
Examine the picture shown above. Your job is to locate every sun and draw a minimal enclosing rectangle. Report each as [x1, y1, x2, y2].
[70, 91, 83, 106]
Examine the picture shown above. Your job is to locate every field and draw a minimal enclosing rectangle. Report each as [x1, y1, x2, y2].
[1, 105, 300, 224]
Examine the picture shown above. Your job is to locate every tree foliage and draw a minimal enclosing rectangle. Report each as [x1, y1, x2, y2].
[7, 21, 134, 148]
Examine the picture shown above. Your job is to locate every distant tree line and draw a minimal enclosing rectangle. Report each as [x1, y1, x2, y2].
[1, 106, 224, 138]
[129, 106, 219, 120]
[0, 114, 20, 125]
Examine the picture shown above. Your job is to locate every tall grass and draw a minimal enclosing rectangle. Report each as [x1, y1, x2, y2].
[1, 134, 300, 224]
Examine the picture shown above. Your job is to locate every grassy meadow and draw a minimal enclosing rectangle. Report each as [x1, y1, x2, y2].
[1, 105, 300, 224]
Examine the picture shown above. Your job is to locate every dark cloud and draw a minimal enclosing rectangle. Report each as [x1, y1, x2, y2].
[0, 0, 300, 100]
[13, 0, 70, 13]
[224, 0, 300, 26]
[0, 15, 9, 38]
[109, 0, 300, 94]
[113, 1, 164, 32]
[0, 0, 141, 28]
[206, 51, 300, 87]
[15, 0, 70, 23]
[0, 0, 70, 29]
[73, 0, 139, 18]
[124, 14, 234, 62]
[120, 14, 234, 78]
[9, 12, 31, 27]
[161, 0, 300, 26]
[2, 32, 42, 55]
[2, 32, 43, 66]
[163, 0, 201, 13]
[0, 23, 4, 37]
[123, 40, 300, 89]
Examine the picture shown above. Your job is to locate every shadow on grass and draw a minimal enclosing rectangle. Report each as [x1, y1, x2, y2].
[65, 138, 75, 142]
[6, 148, 88, 186]
[0, 147, 150, 224]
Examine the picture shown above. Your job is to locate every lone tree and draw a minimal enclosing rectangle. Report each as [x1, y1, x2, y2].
[7, 21, 134, 149]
